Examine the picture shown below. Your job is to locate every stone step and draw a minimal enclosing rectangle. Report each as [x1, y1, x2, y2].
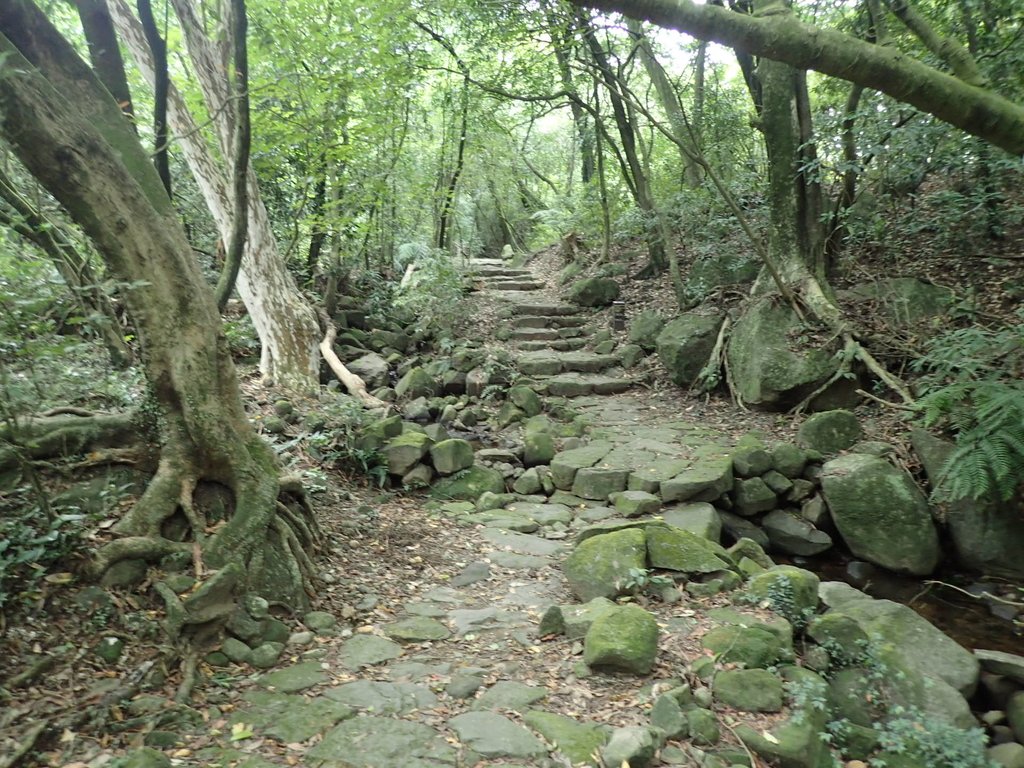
[512, 315, 586, 329]
[512, 303, 579, 316]
[510, 327, 584, 341]
[534, 373, 634, 398]
[471, 267, 533, 278]
[517, 351, 619, 376]
[516, 338, 588, 351]
[469, 258, 510, 268]
[487, 280, 546, 291]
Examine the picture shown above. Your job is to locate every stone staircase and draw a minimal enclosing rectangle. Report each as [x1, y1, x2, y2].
[468, 258, 634, 398]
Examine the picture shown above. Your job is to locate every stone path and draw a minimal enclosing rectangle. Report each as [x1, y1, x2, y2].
[186, 256, 799, 768]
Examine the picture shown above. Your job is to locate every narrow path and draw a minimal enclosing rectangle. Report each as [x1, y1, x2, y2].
[189, 255, 749, 768]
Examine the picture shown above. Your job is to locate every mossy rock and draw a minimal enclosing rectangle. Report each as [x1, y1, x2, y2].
[655, 313, 725, 387]
[701, 624, 782, 668]
[797, 409, 862, 454]
[583, 603, 659, 675]
[568, 276, 621, 307]
[713, 668, 784, 712]
[563, 528, 647, 601]
[746, 566, 820, 623]
[429, 466, 505, 501]
[628, 310, 665, 351]
[428, 439, 474, 476]
[646, 526, 733, 574]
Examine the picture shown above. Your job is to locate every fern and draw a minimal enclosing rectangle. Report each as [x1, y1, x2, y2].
[916, 309, 1024, 502]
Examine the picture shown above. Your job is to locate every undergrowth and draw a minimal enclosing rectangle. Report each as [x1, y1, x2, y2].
[912, 307, 1024, 502]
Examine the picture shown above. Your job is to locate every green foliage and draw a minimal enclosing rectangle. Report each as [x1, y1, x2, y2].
[0, 499, 85, 610]
[913, 309, 1024, 502]
[870, 707, 996, 768]
[621, 566, 673, 596]
[301, 396, 387, 486]
[392, 245, 468, 336]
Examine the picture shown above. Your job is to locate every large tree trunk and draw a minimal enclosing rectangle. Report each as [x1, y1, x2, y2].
[106, 0, 321, 392]
[576, 0, 1024, 154]
[0, 1, 317, 611]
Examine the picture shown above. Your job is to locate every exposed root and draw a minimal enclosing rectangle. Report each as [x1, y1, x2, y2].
[694, 316, 732, 394]
[792, 335, 859, 414]
[89, 536, 191, 578]
[0, 720, 47, 768]
[852, 340, 916, 405]
[174, 651, 200, 704]
[0, 411, 140, 473]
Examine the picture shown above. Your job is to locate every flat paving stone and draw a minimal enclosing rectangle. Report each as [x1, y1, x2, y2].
[308, 716, 457, 767]
[472, 680, 548, 711]
[513, 315, 585, 328]
[448, 711, 548, 759]
[384, 616, 452, 642]
[482, 529, 567, 556]
[257, 661, 327, 693]
[451, 561, 492, 587]
[235, 691, 353, 742]
[486, 551, 552, 570]
[446, 607, 529, 635]
[539, 373, 632, 397]
[323, 680, 437, 714]
[337, 635, 404, 669]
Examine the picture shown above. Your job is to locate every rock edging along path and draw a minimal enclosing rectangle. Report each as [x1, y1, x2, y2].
[145, 254, 1017, 768]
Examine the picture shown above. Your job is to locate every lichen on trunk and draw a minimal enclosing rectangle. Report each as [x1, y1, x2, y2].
[0, 2, 320, 616]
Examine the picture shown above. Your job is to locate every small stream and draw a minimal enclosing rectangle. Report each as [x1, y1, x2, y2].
[787, 554, 1023, 654]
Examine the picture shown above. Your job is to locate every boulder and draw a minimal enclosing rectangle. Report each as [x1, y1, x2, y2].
[719, 511, 770, 549]
[429, 439, 475, 476]
[563, 528, 647, 601]
[523, 711, 608, 766]
[713, 668, 784, 711]
[842, 277, 953, 328]
[660, 456, 733, 503]
[384, 431, 434, 476]
[797, 409, 862, 454]
[549, 441, 613, 489]
[701, 624, 783, 668]
[571, 467, 629, 500]
[771, 442, 808, 478]
[821, 454, 940, 575]
[912, 427, 1024, 579]
[609, 490, 661, 517]
[732, 477, 777, 515]
[523, 431, 556, 467]
[583, 603, 659, 674]
[746, 566, 821, 621]
[395, 366, 439, 399]
[539, 597, 619, 640]
[429, 466, 505, 501]
[761, 509, 833, 556]
[627, 310, 665, 351]
[820, 582, 979, 698]
[600, 726, 659, 768]
[346, 352, 389, 389]
[507, 385, 542, 417]
[646, 526, 733, 574]
[661, 502, 721, 541]
[655, 313, 725, 386]
[568, 276, 620, 307]
[726, 297, 838, 409]
[682, 247, 760, 305]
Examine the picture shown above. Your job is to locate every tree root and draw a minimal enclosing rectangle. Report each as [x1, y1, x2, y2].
[0, 411, 141, 474]
[694, 316, 731, 394]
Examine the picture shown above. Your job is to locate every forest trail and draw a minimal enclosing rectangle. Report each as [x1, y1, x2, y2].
[187, 257, 757, 768]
